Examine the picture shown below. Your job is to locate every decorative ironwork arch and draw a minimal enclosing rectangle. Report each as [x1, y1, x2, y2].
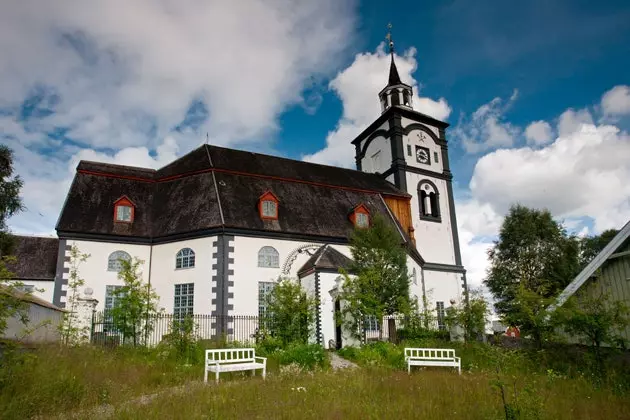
[281, 244, 322, 275]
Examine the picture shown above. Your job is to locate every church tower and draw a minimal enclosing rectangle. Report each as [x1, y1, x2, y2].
[350, 27, 467, 304]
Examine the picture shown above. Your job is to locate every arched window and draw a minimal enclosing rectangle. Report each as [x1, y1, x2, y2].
[176, 248, 196, 269]
[258, 246, 279, 268]
[107, 251, 131, 272]
[418, 181, 441, 222]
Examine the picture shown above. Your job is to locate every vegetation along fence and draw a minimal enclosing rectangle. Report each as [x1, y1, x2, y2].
[90, 312, 260, 347]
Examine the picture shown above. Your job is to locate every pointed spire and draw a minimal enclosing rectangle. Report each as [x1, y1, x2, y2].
[385, 23, 402, 86]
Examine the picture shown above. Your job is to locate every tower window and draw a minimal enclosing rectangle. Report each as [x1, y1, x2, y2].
[407, 144, 412, 156]
[418, 181, 441, 222]
[434, 151, 439, 163]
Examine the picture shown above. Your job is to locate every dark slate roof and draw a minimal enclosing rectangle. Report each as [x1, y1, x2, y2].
[297, 245, 354, 276]
[57, 145, 410, 243]
[388, 55, 402, 86]
[6, 236, 59, 281]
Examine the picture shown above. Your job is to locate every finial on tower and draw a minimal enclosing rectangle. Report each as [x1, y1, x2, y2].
[386, 23, 394, 55]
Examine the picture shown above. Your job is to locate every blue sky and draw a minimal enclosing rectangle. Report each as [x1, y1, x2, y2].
[1, 0, 629, 286]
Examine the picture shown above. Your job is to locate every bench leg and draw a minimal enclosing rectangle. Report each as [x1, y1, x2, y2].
[458, 364, 461, 375]
[216, 370, 219, 384]
[262, 366, 266, 380]
[204, 368, 208, 383]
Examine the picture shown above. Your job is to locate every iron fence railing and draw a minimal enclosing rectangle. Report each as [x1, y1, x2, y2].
[90, 312, 261, 347]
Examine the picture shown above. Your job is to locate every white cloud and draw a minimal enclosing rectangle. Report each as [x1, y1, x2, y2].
[557, 108, 593, 137]
[0, 0, 356, 150]
[601, 85, 630, 116]
[454, 90, 520, 153]
[524, 120, 553, 145]
[303, 44, 451, 167]
[470, 123, 630, 233]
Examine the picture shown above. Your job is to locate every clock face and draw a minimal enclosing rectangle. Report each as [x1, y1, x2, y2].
[415, 146, 430, 164]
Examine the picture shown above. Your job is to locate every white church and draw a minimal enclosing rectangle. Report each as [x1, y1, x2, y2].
[12, 44, 467, 348]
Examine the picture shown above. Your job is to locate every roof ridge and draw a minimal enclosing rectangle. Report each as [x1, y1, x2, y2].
[78, 160, 157, 173]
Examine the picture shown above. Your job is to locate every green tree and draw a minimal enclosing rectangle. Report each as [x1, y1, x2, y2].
[110, 257, 160, 346]
[340, 214, 411, 340]
[59, 245, 91, 344]
[264, 277, 316, 345]
[0, 145, 25, 337]
[556, 288, 630, 372]
[445, 288, 490, 342]
[485, 205, 580, 346]
[579, 229, 618, 269]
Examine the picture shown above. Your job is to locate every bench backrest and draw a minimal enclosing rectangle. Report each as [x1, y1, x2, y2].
[205, 348, 256, 364]
[404, 348, 456, 360]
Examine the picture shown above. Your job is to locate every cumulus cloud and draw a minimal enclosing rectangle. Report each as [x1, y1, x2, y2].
[303, 44, 451, 167]
[454, 90, 520, 154]
[601, 85, 630, 117]
[524, 120, 553, 145]
[557, 108, 594, 137]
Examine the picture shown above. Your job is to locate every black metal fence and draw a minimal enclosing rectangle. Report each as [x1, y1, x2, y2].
[90, 312, 260, 347]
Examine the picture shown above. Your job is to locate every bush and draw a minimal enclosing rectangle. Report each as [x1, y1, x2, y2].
[266, 343, 329, 370]
[397, 326, 450, 342]
[339, 342, 405, 369]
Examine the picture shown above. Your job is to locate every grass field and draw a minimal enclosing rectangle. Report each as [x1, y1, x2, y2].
[1, 343, 629, 419]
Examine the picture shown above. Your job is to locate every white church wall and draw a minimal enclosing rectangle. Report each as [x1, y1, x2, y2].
[149, 236, 217, 315]
[362, 136, 392, 175]
[403, 125, 444, 173]
[406, 172, 456, 265]
[64, 240, 151, 311]
[406, 256, 424, 308]
[11, 280, 55, 303]
[423, 269, 462, 309]
[230, 236, 327, 316]
[401, 117, 440, 138]
[318, 272, 342, 349]
[299, 272, 317, 344]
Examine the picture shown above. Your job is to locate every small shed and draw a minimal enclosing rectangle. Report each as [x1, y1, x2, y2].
[553, 219, 630, 345]
[1, 286, 66, 344]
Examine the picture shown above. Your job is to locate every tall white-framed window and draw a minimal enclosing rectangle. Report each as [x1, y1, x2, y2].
[176, 248, 195, 269]
[436, 301, 446, 331]
[258, 246, 279, 268]
[107, 251, 131, 272]
[258, 281, 276, 319]
[174, 283, 194, 320]
[364, 315, 380, 332]
[104, 285, 123, 314]
[412, 268, 417, 285]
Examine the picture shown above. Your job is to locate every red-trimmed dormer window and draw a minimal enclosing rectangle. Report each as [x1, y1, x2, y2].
[258, 191, 279, 220]
[114, 196, 135, 223]
[350, 204, 370, 229]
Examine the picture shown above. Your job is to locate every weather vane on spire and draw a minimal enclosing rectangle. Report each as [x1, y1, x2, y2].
[385, 23, 394, 55]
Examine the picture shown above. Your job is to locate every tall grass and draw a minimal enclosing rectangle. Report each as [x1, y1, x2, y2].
[110, 368, 630, 420]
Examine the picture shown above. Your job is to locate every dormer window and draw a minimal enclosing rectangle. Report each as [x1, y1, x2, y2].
[350, 204, 370, 229]
[258, 191, 279, 220]
[113, 196, 135, 223]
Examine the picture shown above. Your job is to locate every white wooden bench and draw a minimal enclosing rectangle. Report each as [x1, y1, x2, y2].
[204, 348, 267, 384]
[404, 348, 461, 375]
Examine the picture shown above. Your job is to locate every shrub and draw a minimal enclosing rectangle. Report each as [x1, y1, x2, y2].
[339, 342, 405, 369]
[272, 343, 329, 370]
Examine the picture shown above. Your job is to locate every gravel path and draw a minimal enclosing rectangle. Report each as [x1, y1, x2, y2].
[330, 352, 358, 370]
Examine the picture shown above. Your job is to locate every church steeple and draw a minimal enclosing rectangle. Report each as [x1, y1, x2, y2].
[379, 24, 413, 113]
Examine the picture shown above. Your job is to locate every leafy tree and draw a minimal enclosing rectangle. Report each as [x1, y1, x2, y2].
[0, 145, 25, 337]
[579, 229, 618, 269]
[59, 245, 91, 344]
[264, 277, 316, 345]
[0, 145, 24, 256]
[110, 257, 160, 346]
[485, 205, 580, 346]
[445, 288, 490, 342]
[556, 287, 630, 372]
[340, 214, 411, 340]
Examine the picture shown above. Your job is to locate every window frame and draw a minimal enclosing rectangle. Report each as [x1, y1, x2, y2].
[350, 204, 370, 229]
[174, 283, 195, 321]
[258, 281, 276, 320]
[107, 251, 131, 272]
[418, 181, 442, 223]
[258, 191, 279, 220]
[258, 246, 280, 268]
[175, 248, 196, 269]
[113, 196, 135, 223]
[436, 301, 446, 331]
